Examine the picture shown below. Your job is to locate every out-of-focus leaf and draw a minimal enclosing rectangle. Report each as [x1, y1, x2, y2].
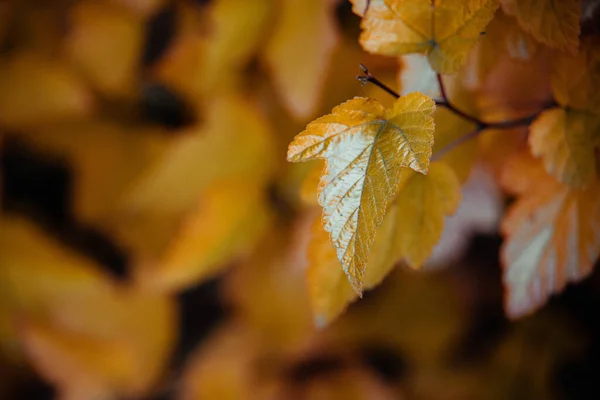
[204, 0, 275, 87]
[264, 0, 339, 120]
[136, 178, 272, 292]
[386, 162, 462, 268]
[551, 37, 600, 114]
[226, 217, 313, 351]
[0, 216, 177, 400]
[352, 0, 499, 73]
[500, 0, 580, 53]
[0, 54, 93, 129]
[288, 94, 435, 293]
[16, 118, 169, 228]
[466, 10, 538, 89]
[110, 0, 166, 16]
[66, 0, 144, 97]
[118, 94, 275, 260]
[500, 153, 600, 318]
[529, 107, 599, 187]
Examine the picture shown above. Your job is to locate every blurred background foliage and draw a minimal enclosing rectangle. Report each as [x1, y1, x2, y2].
[0, 0, 599, 399]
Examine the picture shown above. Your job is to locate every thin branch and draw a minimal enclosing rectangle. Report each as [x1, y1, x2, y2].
[357, 64, 400, 99]
[436, 74, 483, 127]
[358, 65, 558, 161]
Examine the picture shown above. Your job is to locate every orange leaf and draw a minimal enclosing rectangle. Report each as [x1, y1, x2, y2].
[264, 0, 339, 120]
[500, 0, 580, 53]
[501, 153, 600, 318]
[353, 0, 499, 73]
[551, 37, 600, 114]
[529, 107, 599, 187]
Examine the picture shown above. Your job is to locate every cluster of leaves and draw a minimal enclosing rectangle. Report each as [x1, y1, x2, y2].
[0, 0, 598, 399]
[288, 0, 600, 323]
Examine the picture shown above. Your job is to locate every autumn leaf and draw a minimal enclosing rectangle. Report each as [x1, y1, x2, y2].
[387, 162, 462, 268]
[306, 163, 460, 324]
[0, 216, 176, 399]
[263, 0, 339, 120]
[136, 178, 272, 292]
[117, 94, 274, 261]
[529, 38, 600, 187]
[551, 37, 600, 114]
[66, 0, 144, 97]
[288, 93, 435, 293]
[501, 153, 600, 318]
[353, 0, 500, 73]
[0, 53, 92, 129]
[500, 0, 580, 53]
[529, 108, 599, 187]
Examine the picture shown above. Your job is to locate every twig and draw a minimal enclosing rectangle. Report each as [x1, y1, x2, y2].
[357, 65, 558, 160]
[436, 74, 483, 127]
[357, 64, 400, 99]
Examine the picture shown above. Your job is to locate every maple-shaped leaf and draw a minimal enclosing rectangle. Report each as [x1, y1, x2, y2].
[352, 0, 499, 73]
[288, 94, 435, 293]
[529, 108, 599, 187]
[501, 153, 600, 318]
[263, 0, 339, 120]
[500, 0, 580, 54]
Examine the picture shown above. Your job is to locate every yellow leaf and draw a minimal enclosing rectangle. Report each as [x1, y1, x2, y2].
[500, 0, 580, 53]
[203, 0, 274, 87]
[353, 0, 499, 73]
[551, 37, 600, 114]
[0, 53, 93, 129]
[226, 219, 313, 350]
[389, 162, 462, 268]
[306, 182, 413, 326]
[501, 154, 600, 318]
[0, 216, 176, 399]
[66, 0, 144, 97]
[136, 179, 271, 292]
[529, 107, 599, 187]
[288, 94, 435, 293]
[16, 118, 168, 228]
[179, 323, 262, 400]
[264, 0, 339, 119]
[117, 94, 274, 258]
